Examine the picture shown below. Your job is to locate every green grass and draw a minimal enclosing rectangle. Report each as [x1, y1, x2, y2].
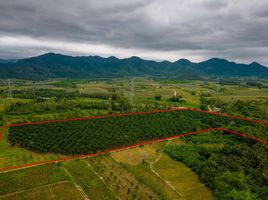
[113, 140, 213, 200]
[87, 155, 160, 200]
[127, 163, 182, 200]
[0, 164, 68, 196]
[0, 182, 84, 200]
[154, 153, 214, 200]
[0, 128, 65, 168]
[62, 159, 116, 200]
[2, 77, 267, 126]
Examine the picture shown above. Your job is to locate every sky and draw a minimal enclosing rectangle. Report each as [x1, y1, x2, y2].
[0, 0, 268, 65]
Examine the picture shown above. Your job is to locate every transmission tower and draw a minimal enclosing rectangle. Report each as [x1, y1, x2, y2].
[130, 79, 135, 104]
[216, 76, 220, 93]
[32, 81, 36, 98]
[7, 79, 12, 99]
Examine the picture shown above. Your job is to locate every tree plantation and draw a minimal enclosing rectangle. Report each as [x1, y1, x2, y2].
[8, 110, 267, 155]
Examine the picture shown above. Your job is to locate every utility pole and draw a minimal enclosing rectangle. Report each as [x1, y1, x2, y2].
[7, 79, 12, 99]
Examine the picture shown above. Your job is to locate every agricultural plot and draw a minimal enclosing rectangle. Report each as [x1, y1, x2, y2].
[8, 109, 268, 156]
[111, 142, 163, 165]
[62, 159, 116, 200]
[1, 78, 267, 127]
[0, 164, 68, 196]
[0, 182, 84, 200]
[0, 158, 117, 200]
[112, 140, 214, 200]
[87, 155, 160, 200]
[0, 128, 267, 200]
[0, 128, 65, 168]
[154, 154, 214, 200]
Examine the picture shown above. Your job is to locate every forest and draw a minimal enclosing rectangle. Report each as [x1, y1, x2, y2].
[8, 110, 267, 155]
[165, 132, 268, 200]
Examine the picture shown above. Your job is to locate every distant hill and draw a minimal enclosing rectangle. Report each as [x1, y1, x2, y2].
[0, 53, 267, 80]
[0, 59, 18, 63]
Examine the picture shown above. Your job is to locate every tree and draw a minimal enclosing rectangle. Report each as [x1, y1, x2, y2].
[215, 171, 252, 200]
[154, 95, 162, 101]
[168, 95, 183, 102]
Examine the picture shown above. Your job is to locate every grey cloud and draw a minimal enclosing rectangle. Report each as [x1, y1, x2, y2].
[0, 0, 267, 65]
[201, 0, 227, 10]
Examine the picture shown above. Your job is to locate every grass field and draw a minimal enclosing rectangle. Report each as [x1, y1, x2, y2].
[112, 140, 214, 200]
[87, 155, 160, 200]
[155, 154, 214, 200]
[111, 142, 164, 165]
[62, 159, 116, 200]
[0, 182, 84, 200]
[0, 164, 68, 196]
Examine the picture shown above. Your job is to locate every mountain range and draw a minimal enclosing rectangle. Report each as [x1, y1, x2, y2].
[0, 53, 267, 80]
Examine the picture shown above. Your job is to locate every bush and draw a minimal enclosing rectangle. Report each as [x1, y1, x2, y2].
[168, 95, 183, 102]
[154, 95, 162, 101]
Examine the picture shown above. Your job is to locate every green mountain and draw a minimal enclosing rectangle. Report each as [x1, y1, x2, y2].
[0, 53, 267, 80]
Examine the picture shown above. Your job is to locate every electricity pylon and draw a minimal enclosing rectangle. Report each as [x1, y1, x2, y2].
[216, 76, 220, 93]
[130, 79, 135, 104]
[32, 81, 36, 98]
[7, 79, 12, 99]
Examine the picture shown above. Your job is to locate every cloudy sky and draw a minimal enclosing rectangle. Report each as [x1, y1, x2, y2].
[0, 0, 268, 65]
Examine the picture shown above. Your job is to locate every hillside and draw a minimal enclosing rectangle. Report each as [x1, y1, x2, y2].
[0, 53, 267, 79]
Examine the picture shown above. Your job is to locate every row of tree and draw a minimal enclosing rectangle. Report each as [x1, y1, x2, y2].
[8, 110, 267, 155]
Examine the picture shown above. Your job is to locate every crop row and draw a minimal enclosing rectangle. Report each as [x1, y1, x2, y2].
[8, 110, 267, 155]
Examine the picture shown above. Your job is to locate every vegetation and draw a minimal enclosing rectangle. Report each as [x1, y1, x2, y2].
[0, 53, 267, 80]
[0, 127, 65, 168]
[62, 159, 116, 200]
[0, 164, 68, 195]
[87, 155, 160, 200]
[154, 95, 162, 100]
[154, 153, 214, 200]
[200, 97, 268, 120]
[165, 132, 268, 200]
[0, 182, 84, 200]
[0, 114, 3, 126]
[1, 77, 268, 200]
[8, 109, 268, 155]
[168, 95, 184, 102]
[5, 99, 110, 115]
[113, 141, 214, 200]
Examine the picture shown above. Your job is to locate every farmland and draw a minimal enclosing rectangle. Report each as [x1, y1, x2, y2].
[0, 182, 84, 200]
[7, 109, 268, 155]
[2, 129, 266, 200]
[0, 77, 268, 200]
[0, 137, 215, 200]
[1, 78, 267, 125]
[0, 164, 68, 196]
[0, 127, 65, 168]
